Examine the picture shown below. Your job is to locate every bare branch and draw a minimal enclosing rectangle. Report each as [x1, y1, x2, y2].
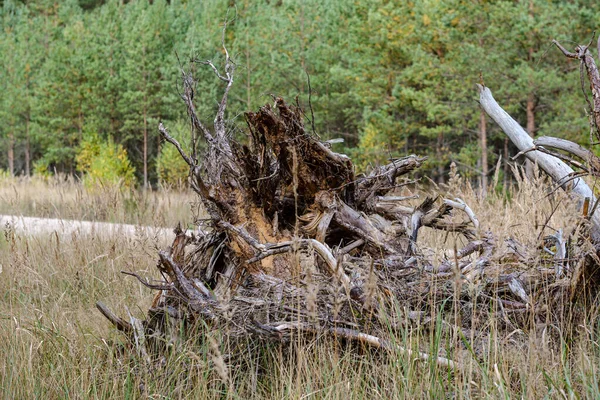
[251, 322, 460, 371]
[534, 136, 600, 174]
[180, 70, 214, 150]
[222, 220, 353, 288]
[199, 60, 230, 82]
[329, 327, 460, 370]
[121, 270, 174, 291]
[96, 301, 132, 333]
[159, 123, 194, 167]
[512, 144, 589, 172]
[246, 247, 291, 264]
[218, 220, 267, 252]
[336, 239, 365, 256]
[552, 39, 578, 58]
[477, 84, 600, 242]
[159, 250, 214, 301]
[213, 19, 235, 141]
[443, 198, 480, 231]
[376, 195, 419, 202]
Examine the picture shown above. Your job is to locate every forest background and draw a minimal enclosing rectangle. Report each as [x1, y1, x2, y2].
[1, 0, 599, 192]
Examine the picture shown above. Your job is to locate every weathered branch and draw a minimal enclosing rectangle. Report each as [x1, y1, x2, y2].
[328, 327, 460, 371]
[159, 250, 215, 302]
[443, 198, 480, 232]
[180, 70, 214, 146]
[158, 123, 194, 167]
[250, 238, 352, 289]
[477, 84, 600, 242]
[409, 197, 436, 250]
[96, 301, 132, 333]
[121, 270, 174, 291]
[356, 155, 426, 209]
[553, 38, 600, 139]
[534, 136, 600, 173]
[251, 322, 460, 371]
[214, 20, 235, 143]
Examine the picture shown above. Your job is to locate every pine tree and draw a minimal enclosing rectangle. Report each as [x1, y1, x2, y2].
[119, 0, 178, 188]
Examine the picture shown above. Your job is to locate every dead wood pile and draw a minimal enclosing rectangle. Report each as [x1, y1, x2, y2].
[97, 36, 600, 370]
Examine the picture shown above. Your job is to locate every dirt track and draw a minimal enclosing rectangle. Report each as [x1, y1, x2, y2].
[0, 214, 176, 243]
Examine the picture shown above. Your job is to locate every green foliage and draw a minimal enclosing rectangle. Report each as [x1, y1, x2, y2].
[32, 159, 51, 178]
[1, 0, 600, 186]
[156, 145, 189, 189]
[156, 120, 192, 188]
[76, 133, 136, 188]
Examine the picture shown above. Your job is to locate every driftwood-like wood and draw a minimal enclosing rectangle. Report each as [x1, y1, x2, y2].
[477, 84, 600, 243]
[534, 136, 600, 175]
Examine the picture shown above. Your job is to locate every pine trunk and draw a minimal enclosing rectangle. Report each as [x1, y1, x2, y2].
[8, 131, 14, 176]
[143, 104, 148, 189]
[25, 115, 30, 177]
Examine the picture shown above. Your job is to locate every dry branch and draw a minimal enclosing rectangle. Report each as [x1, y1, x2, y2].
[534, 136, 600, 174]
[477, 84, 600, 242]
[553, 37, 600, 138]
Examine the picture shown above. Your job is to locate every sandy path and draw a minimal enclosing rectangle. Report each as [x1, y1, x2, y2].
[0, 214, 176, 243]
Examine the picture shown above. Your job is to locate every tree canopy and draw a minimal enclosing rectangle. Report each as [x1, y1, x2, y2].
[0, 0, 598, 188]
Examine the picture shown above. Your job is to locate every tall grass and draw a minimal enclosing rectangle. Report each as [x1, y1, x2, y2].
[1, 171, 599, 398]
[0, 175, 195, 227]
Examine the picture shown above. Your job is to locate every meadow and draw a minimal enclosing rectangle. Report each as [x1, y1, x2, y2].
[1, 172, 600, 399]
[0, 175, 194, 227]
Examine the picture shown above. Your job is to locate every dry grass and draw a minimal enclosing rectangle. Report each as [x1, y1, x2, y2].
[0, 175, 195, 227]
[1, 170, 600, 399]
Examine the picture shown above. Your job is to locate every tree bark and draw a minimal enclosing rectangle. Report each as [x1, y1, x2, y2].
[436, 132, 444, 184]
[142, 45, 148, 189]
[525, 91, 536, 178]
[8, 131, 14, 176]
[526, 92, 535, 138]
[143, 103, 148, 189]
[25, 114, 30, 177]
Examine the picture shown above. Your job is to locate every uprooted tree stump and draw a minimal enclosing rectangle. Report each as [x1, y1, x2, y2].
[97, 35, 600, 371]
